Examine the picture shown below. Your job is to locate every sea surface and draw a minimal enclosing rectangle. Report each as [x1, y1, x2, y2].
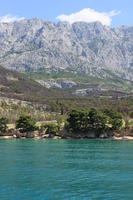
[0, 139, 133, 200]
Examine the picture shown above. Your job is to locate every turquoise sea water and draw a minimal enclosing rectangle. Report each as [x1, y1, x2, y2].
[0, 139, 133, 200]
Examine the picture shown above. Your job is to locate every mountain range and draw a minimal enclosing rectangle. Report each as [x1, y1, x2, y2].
[0, 19, 133, 81]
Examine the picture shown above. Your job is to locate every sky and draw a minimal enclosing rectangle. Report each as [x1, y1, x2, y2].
[0, 0, 132, 27]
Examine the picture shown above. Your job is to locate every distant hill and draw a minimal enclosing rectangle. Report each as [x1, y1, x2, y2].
[0, 66, 72, 103]
[1, 65, 133, 119]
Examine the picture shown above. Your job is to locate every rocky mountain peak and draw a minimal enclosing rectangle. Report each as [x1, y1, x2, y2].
[0, 18, 133, 80]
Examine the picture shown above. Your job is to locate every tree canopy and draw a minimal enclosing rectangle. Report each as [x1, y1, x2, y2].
[67, 108, 123, 135]
[16, 115, 36, 133]
[0, 117, 8, 133]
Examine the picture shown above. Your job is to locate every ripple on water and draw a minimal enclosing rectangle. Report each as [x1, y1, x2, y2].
[0, 139, 133, 200]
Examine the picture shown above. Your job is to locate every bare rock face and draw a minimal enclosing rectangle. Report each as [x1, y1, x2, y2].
[37, 79, 77, 89]
[0, 19, 133, 80]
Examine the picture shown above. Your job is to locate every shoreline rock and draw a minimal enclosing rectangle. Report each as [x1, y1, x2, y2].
[1, 128, 133, 140]
[0, 135, 133, 140]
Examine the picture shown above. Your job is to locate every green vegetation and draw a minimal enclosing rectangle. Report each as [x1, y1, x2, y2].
[57, 116, 63, 131]
[1, 65, 133, 121]
[66, 108, 123, 136]
[41, 123, 58, 136]
[104, 109, 123, 131]
[0, 66, 132, 138]
[0, 117, 8, 133]
[28, 69, 133, 92]
[130, 112, 133, 118]
[16, 115, 36, 133]
[0, 106, 131, 139]
[0, 66, 71, 104]
[0, 65, 133, 138]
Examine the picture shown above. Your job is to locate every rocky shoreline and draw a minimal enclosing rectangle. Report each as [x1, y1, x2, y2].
[0, 134, 133, 140]
[0, 127, 133, 140]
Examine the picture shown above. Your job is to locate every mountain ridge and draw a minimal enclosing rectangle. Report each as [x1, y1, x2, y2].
[0, 19, 133, 80]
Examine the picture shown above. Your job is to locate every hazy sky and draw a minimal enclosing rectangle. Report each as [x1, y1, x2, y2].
[0, 0, 132, 26]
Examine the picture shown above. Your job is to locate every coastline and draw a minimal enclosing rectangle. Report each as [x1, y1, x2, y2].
[0, 135, 133, 140]
[112, 136, 133, 140]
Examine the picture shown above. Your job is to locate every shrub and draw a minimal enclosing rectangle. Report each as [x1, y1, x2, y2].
[0, 117, 8, 133]
[130, 112, 133, 119]
[57, 116, 63, 131]
[41, 123, 58, 136]
[67, 109, 88, 133]
[16, 115, 36, 133]
[88, 108, 108, 132]
[104, 109, 123, 131]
